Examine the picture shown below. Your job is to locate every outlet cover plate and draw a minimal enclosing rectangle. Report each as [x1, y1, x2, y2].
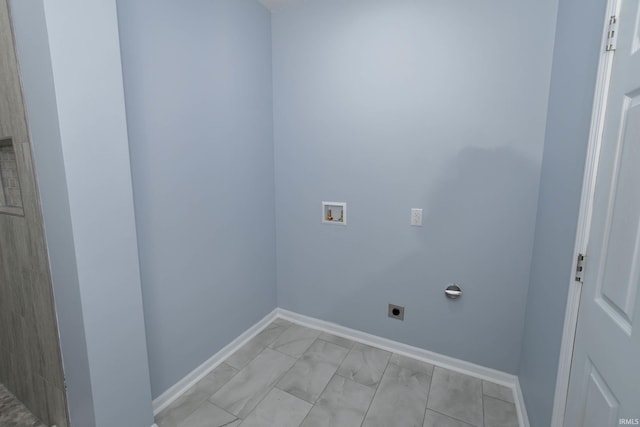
[410, 208, 423, 226]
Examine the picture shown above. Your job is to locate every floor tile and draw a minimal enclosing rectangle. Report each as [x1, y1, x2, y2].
[156, 363, 238, 427]
[276, 339, 349, 403]
[318, 332, 356, 350]
[390, 353, 434, 376]
[426, 367, 483, 426]
[151, 321, 522, 427]
[362, 361, 431, 427]
[482, 380, 515, 403]
[272, 318, 293, 328]
[253, 322, 290, 347]
[483, 396, 519, 427]
[269, 324, 321, 358]
[204, 363, 240, 392]
[300, 375, 375, 427]
[177, 402, 240, 427]
[209, 348, 296, 418]
[225, 321, 292, 371]
[225, 339, 266, 370]
[336, 343, 390, 388]
[239, 388, 312, 427]
[423, 410, 473, 427]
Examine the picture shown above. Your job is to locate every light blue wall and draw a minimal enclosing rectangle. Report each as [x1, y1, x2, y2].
[273, 0, 558, 374]
[116, 0, 277, 397]
[42, 1, 155, 425]
[11, 1, 605, 423]
[12, 1, 156, 425]
[518, 0, 608, 424]
[10, 1, 95, 424]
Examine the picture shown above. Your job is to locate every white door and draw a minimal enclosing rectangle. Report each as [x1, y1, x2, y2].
[565, 1, 640, 425]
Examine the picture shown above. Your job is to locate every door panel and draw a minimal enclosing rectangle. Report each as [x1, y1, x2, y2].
[581, 360, 619, 427]
[598, 95, 640, 328]
[633, 5, 640, 54]
[565, 0, 640, 423]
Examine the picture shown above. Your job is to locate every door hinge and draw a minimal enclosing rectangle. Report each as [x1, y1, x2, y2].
[575, 253, 585, 282]
[605, 15, 619, 52]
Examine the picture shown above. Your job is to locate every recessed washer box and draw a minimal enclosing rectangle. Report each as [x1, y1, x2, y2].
[322, 201, 346, 225]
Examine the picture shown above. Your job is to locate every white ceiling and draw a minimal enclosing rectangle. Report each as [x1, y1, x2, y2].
[257, 0, 302, 11]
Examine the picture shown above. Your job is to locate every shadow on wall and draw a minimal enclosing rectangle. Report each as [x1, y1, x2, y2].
[323, 146, 540, 372]
[421, 145, 540, 281]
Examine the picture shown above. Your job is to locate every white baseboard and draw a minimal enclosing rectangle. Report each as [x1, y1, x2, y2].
[276, 308, 516, 385]
[152, 308, 278, 415]
[514, 377, 531, 427]
[152, 307, 530, 426]
[276, 308, 530, 426]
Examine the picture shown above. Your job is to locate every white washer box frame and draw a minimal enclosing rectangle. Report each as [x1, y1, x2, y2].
[322, 201, 346, 225]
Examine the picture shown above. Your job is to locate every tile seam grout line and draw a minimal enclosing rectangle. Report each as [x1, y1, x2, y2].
[228, 322, 301, 423]
[358, 350, 392, 427]
[293, 336, 352, 426]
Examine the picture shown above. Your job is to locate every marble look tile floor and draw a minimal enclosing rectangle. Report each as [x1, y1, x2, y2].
[155, 319, 519, 427]
[0, 384, 46, 427]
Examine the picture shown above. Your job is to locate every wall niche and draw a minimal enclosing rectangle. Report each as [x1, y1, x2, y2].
[0, 137, 24, 216]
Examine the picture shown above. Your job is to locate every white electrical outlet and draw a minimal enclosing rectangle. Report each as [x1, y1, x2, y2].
[411, 208, 423, 226]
